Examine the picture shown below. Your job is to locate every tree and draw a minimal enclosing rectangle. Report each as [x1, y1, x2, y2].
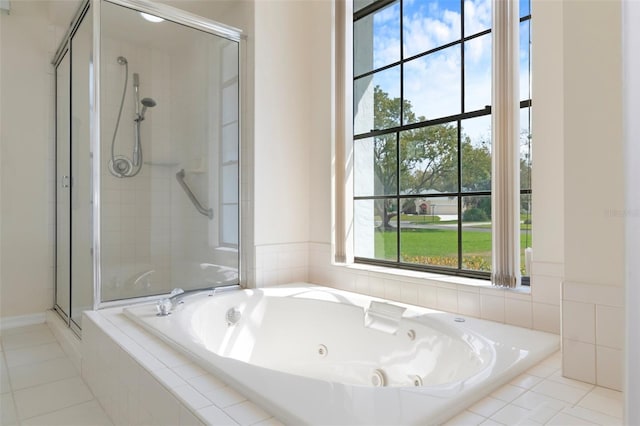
[370, 85, 492, 229]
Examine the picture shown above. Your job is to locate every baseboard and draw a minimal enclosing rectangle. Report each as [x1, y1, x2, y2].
[0, 312, 46, 331]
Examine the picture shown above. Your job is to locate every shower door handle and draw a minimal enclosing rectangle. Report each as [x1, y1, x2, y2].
[61, 175, 71, 188]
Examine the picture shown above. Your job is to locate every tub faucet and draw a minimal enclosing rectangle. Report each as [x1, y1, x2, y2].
[156, 288, 185, 316]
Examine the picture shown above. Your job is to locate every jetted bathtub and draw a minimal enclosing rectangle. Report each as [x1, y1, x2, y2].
[124, 283, 559, 425]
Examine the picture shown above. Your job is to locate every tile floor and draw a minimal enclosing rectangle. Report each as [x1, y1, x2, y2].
[444, 352, 624, 425]
[0, 321, 625, 426]
[0, 323, 112, 426]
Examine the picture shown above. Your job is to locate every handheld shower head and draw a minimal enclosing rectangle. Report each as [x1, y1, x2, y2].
[117, 56, 128, 65]
[139, 97, 157, 120]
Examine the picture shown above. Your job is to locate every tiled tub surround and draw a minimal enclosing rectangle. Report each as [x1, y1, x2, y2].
[123, 284, 559, 425]
[81, 310, 279, 426]
[80, 283, 557, 425]
[0, 319, 623, 426]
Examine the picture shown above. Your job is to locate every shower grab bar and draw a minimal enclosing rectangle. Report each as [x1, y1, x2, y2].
[176, 169, 213, 219]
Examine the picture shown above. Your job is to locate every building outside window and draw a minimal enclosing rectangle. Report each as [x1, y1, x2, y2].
[352, 0, 531, 281]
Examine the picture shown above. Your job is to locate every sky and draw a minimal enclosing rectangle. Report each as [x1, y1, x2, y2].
[355, 0, 531, 147]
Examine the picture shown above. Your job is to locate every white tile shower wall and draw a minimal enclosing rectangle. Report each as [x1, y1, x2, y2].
[307, 242, 560, 334]
[81, 310, 280, 426]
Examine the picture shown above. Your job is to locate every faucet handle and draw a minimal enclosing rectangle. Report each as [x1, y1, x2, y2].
[170, 288, 184, 297]
[156, 298, 172, 316]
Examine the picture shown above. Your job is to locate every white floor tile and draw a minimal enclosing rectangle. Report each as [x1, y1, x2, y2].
[546, 411, 598, 425]
[225, 400, 271, 426]
[0, 324, 49, 336]
[13, 376, 93, 420]
[546, 370, 596, 392]
[511, 390, 569, 411]
[576, 386, 624, 419]
[562, 406, 623, 426]
[468, 396, 508, 418]
[4, 341, 66, 368]
[1, 392, 18, 425]
[8, 356, 78, 390]
[526, 363, 559, 379]
[510, 373, 544, 390]
[531, 379, 592, 404]
[490, 384, 528, 402]
[1, 327, 57, 351]
[490, 404, 531, 425]
[479, 419, 503, 426]
[443, 410, 487, 425]
[523, 401, 565, 424]
[21, 400, 113, 426]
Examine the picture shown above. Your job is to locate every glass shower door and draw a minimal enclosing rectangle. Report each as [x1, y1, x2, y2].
[54, 5, 93, 331]
[99, 1, 240, 302]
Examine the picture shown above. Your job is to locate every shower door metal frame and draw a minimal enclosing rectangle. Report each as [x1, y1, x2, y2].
[52, 0, 92, 334]
[52, 0, 244, 319]
[91, 0, 244, 310]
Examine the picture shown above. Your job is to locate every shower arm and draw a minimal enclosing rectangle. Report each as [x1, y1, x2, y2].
[176, 169, 213, 220]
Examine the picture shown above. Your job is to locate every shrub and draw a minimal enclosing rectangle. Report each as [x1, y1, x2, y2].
[462, 207, 489, 222]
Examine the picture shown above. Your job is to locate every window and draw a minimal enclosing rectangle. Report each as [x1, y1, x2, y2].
[352, 0, 531, 280]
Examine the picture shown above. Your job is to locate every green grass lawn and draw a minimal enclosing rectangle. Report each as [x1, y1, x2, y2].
[374, 228, 531, 272]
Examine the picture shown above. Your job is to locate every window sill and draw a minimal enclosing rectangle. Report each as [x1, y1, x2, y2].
[335, 261, 531, 295]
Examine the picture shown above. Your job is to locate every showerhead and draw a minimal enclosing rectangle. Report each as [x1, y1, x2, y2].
[139, 97, 157, 120]
[141, 97, 156, 108]
[117, 56, 128, 65]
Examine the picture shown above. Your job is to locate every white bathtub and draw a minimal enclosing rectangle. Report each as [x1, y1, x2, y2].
[124, 283, 559, 425]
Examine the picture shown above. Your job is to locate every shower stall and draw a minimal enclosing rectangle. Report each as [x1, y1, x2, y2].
[53, 0, 241, 334]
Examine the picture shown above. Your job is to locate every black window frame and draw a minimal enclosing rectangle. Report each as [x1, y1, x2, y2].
[352, 0, 532, 283]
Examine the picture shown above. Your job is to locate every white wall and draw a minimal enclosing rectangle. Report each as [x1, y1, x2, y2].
[561, 1, 624, 391]
[0, 1, 68, 319]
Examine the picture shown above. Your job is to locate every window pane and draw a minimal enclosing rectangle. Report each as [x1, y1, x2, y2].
[403, 0, 461, 58]
[354, 66, 401, 134]
[462, 195, 492, 271]
[354, 199, 398, 261]
[464, 0, 492, 37]
[519, 19, 531, 102]
[399, 196, 459, 267]
[404, 45, 461, 122]
[520, 0, 531, 17]
[399, 123, 458, 194]
[461, 115, 491, 192]
[464, 34, 492, 112]
[520, 107, 532, 190]
[520, 192, 532, 276]
[354, 135, 397, 196]
[354, 1, 400, 76]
